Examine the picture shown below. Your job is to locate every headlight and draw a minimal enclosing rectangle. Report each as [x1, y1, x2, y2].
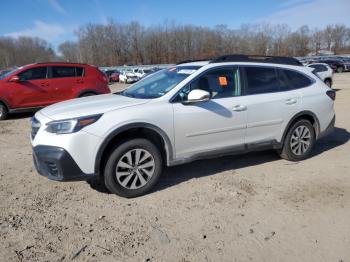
[46, 114, 102, 134]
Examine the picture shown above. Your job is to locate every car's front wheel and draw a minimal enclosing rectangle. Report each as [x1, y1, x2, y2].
[0, 103, 8, 120]
[104, 138, 163, 198]
[279, 119, 316, 161]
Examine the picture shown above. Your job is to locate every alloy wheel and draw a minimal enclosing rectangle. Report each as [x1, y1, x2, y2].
[290, 125, 311, 156]
[115, 148, 155, 189]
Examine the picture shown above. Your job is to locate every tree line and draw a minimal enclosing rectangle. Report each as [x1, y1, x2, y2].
[1, 21, 350, 68]
[0, 36, 55, 68]
[60, 21, 350, 66]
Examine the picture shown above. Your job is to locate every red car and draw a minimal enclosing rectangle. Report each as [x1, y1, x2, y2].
[109, 72, 120, 82]
[0, 62, 110, 120]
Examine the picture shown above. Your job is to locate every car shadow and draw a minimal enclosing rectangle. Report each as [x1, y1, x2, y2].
[4, 112, 35, 120]
[87, 127, 350, 195]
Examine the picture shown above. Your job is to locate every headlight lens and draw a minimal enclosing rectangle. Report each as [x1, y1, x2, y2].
[46, 114, 102, 134]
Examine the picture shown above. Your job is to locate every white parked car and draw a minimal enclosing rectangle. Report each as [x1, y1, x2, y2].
[31, 55, 336, 198]
[135, 68, 153, 79]
[307, 63, 333, 87]
[119, 70, 138, 83]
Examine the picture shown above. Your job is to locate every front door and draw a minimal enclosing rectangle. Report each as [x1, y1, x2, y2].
[10, 66, 51, 108]
[172, 67, 247, 159]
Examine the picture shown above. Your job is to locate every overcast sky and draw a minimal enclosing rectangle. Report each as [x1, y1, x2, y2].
[1, 0, 349, 49]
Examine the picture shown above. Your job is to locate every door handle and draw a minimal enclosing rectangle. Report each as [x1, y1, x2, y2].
[285, 98, 297, 105]
[232, 105, 247, 112]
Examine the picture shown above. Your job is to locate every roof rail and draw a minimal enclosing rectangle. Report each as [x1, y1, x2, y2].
[176, 59, 210, 65]
[210, 54, 303, 66]
[35, 62, 87, 65]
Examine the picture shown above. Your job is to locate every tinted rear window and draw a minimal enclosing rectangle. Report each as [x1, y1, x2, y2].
[243, 67, 280, 95]
[76, 67, 84, 77]
[52, 66, 76, 78]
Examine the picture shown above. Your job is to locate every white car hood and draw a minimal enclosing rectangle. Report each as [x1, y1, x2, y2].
[40, 94, 149, 120]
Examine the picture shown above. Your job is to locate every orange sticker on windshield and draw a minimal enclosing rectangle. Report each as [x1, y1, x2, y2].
[219, 76, 228, 86]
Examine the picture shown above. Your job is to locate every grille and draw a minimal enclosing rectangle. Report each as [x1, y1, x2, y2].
[31, 117, 41, 139]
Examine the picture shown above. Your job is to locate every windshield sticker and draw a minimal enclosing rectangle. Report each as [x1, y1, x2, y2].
[178, 69, 196, 75]
[168, 67, 177, 72]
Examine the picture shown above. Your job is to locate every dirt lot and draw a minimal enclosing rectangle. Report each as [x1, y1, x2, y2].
[1, 74, 350, 262]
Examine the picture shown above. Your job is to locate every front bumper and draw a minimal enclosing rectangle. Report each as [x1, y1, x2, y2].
[33, 145, 97, 181]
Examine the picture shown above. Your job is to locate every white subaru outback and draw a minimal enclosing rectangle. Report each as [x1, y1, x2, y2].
[31, 55, 336, 198]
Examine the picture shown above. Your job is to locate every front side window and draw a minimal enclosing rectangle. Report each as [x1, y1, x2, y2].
[121, 66, 200, 99]
[52, 66, 76, 78]
[175, 67, 240, 102]
[18, 67, 47, 81]
[243, 67, 280, 95]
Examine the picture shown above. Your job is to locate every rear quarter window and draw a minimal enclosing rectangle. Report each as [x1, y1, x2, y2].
[281, 69, 313, 89]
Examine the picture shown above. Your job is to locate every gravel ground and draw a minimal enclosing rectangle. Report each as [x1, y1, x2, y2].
[1, 74, 350, 262]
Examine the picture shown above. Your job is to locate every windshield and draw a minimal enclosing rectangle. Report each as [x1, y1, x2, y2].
[121, 66, 200, 99]
[0, 67, 21, 80]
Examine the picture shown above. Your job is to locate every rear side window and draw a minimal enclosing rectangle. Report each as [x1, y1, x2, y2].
[282, 69, 313, 89]
[243, 67, 280, 95]
[76, 67, 84, 77]
[52, 66, 76, 78]
[19, 67, 47, 80]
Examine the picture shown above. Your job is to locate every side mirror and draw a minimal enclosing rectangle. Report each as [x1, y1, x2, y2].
[8, 75, 20, 82]
[183, 89, 210, 105]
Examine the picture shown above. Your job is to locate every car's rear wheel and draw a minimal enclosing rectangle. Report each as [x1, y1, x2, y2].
[104, 138, 163, 198]
[279, 119, 316, 161]
[0, 103, 8, 120]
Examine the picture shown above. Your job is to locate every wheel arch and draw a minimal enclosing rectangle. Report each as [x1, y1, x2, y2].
[95, 122, 174, 176]
[0, 98, 10, 111]
[281, 111, 321, 144]
[77, 89, 98, 97]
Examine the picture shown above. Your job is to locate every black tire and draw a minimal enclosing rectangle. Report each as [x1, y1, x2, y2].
[279, 119, 316, 161]
[79, 92, 96, 97]
[0, 103, 8, 120]
[324, 79, 332, 88]
[336, 66, 344, 73]
[104, 138, 163, 198]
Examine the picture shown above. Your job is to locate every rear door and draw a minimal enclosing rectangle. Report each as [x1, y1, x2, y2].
[241, 66, 302, 145]
[49, 66, 80, 103]
[10, 66, 51, 108]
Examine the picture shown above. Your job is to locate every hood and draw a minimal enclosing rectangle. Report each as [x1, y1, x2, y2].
[40, 94, 150, 120]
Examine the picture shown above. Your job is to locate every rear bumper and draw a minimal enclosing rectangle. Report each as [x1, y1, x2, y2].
[318, 115, 335, 139]
[33, 145, 97, 181]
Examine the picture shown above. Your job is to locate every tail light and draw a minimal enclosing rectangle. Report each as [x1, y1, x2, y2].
[326, 90, 336, 101]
